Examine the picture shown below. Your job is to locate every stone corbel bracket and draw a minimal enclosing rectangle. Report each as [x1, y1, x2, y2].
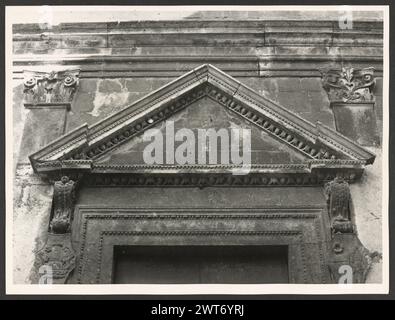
[35, 176, 79, 284]
[23, 69, 80, 108]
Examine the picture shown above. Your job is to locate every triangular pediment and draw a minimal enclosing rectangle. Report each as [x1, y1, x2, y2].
[30, 64, 375, 175]
[96, 96, 307, 166]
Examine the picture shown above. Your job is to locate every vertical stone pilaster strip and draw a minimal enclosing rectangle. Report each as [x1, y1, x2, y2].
[35, 176, 77, 284]
[321, 67, 380, 146]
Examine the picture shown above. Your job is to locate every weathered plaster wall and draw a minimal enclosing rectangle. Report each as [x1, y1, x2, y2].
[350, 147, 383, 283]
[11, 14, 384, 284]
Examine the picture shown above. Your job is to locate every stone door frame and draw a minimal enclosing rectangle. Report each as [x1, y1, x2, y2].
[72, 206, 330, 284]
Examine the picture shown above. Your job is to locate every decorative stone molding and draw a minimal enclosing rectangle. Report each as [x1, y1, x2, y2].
[324, 176, 353, 234]
[74, 208, 325, 284]
[35, 176, 78, 284]
[322, 67, 375, 103]
[81, 170, 363, 188]
[50, 176, 76, 234]
[23, 69, 80, 107]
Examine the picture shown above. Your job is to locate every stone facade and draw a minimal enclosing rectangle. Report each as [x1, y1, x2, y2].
[11, 11, 384, 285]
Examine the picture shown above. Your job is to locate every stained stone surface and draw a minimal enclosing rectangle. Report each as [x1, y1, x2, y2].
[18, 108, 67, 163]
[97, 97, 306, 165]
[332, 103, 380, 146]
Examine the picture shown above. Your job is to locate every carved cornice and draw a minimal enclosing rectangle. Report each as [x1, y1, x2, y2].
[23, 69, 80, 107]
[29, 64, 375, 177]
[12, 55, 384, 79]
[322, 67, 375, 103]
[32, 160, 365, 186]
[81, 170, 362, 187]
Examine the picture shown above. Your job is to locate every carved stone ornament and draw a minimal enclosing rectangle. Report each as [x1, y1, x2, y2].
[322, 67, 375, 103]
[328, 233, 372, 283]
[50, 176, 76, 234]
[23, 69, 80, 105]
[323, 176, 373, 283]
[324, 176, 354, 234]
[36, 233, 76, 284]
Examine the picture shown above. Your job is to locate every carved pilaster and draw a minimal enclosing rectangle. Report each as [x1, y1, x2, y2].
[324, 176, 372, 283]
[36, 233, 76, 284]
[19, 69, 81, 162]
[321, 67, 379, 146]
[36, 176, 77, 284]
[23, 69, 80, 107]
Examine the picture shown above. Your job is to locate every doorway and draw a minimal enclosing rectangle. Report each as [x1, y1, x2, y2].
[113, 245, 289, 284]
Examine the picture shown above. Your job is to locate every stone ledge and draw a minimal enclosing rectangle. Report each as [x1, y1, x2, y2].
[12, 20, 383, 54]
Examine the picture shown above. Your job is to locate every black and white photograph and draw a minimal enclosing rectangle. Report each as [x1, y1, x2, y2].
[4, 5, 389, 295]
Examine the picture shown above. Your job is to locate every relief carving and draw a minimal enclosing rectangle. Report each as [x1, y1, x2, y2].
[35, 176, 77, 284]
[50, 176, 76, 234]
[324, 177, 373, 283]
[324, 176, 354, 234]
[23, 69, 80, 105]
[322, 67, 375, 103]
[36, 233, 76, 284]
[327, 233, 372, 284]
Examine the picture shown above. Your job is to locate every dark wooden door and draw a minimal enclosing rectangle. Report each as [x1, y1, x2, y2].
[113, 245, 289, 284]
